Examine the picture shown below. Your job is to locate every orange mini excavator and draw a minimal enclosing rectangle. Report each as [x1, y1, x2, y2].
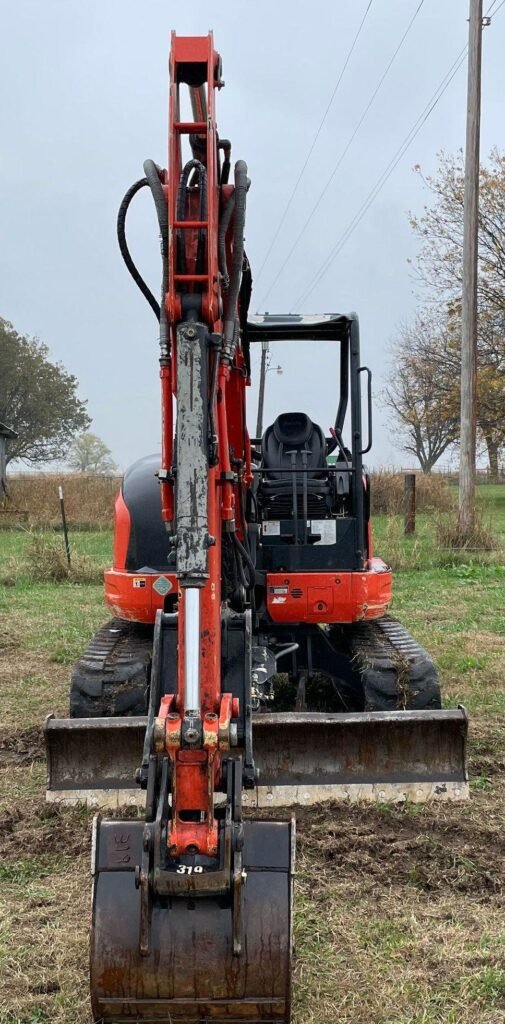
[45, 33, 468, 1022]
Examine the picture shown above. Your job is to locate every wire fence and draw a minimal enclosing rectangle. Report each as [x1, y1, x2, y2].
[1, 473, 120, 527]
[394, 466, 505, 483]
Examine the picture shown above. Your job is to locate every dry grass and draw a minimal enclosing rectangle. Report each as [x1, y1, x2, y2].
[370, 470, 453, 517]
[2, 470, 454, 529]
[1, 533, 102, 586]
[378, 516, 424, 571]
[436, 508, 500, 553]
[0, 831, 91, 1024]
[293, 787, 505, 1024]
[2, 474, 119, 528]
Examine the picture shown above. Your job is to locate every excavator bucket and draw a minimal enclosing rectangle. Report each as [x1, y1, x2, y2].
[90, 816, 294, 1023]
[45, 707, 469, 807]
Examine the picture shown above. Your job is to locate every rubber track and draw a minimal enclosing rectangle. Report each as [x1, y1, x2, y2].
[347, 616, 441, 711]
[69, 619, 153, 718]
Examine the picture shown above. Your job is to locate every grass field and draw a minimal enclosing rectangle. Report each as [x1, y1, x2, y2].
[0, 489, 504, 1024]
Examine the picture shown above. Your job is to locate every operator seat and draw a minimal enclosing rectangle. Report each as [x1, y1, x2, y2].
[259, 413, 331, 515]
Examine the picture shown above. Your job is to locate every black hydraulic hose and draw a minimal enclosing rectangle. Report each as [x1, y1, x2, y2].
[117, 178, 160, 321]
[218, 192, 235, 290]
[143, 160, 168, 257]
[176, 159, 207, 221]
[239, 253, 252, 377]
[238, 468, 253, 562]
[143, 160, 169, 353]
[233, 535, 250, 590]
[219, 140, 231, 185]
[176, 159, 207, 275]
[223, 161, 248, 356]
[208, 348, 219, 465]
[238, 485, 256, 608]
[233, 533, 255, 589]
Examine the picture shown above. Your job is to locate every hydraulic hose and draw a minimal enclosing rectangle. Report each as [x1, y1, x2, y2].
[233, 536, 250, 590]
[208, 347, 219, 465]
[222, 161, 248, 357]
[117, 163, 170, 353]
[143, 160, 168, 256]
[176, 159, 208, 276]
[117, 178, 160, 320]
[218, 192, 235, 290]
[233, 533, 256, 589]
[219, 140, 231, 186]
[143, 160, 169, 353]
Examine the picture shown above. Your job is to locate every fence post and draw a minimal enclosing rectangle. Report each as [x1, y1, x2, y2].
[404, 473, 416, 535]
[58, 485, 71, 567]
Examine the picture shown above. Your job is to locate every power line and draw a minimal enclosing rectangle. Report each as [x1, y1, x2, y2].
[292, 46, 469, 310]
[292, 0, 502, 310]
[256, 0, 426, 311]
[253, 0, 374, 292]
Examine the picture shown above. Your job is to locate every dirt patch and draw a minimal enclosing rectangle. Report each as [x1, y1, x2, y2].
[0, 788, 504, 1024]
[29, 980, 61, 995]
[461, 630, 505, 649]
[1, 582, 504, 1024]
[0, 619, 21, 654]
[295, 796, 505, 900]
[469, 721, 505, 777]
[0, 724, 45, 765]
[0, 796, 92, 859]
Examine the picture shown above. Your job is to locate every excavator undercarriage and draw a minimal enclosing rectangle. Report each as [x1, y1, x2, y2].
[44, 32, 468, 1023]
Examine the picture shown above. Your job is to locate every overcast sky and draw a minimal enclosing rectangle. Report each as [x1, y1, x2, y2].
[1, 0, 504, 472]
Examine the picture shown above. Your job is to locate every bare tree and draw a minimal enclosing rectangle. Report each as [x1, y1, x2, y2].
[410, 149, 505, 317]
[385, 304, 505, 475]
[384, 312, 460, 472]
[404, 151, 505, 475]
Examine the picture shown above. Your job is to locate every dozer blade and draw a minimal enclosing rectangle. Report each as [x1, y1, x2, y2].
[44, 713, 144, 807]
[45, 708, 468, 806]
[90, 816, 294, 1023]
[249, 709, 468, 804]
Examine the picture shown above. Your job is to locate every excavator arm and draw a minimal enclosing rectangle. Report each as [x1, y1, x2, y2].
[89, 33, 294, 1023]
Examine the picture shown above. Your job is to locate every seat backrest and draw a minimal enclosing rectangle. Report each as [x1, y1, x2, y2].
[262, 413, 326, 481]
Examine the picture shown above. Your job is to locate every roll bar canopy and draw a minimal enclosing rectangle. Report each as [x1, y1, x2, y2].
[246, 313, 353, 343]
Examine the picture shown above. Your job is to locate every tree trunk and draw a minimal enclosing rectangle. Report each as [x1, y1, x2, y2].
[485, 435, 499, 480]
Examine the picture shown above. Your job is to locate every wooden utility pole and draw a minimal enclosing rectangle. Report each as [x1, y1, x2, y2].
[256, 341, 268, 438]
[459, 0, 483, 534]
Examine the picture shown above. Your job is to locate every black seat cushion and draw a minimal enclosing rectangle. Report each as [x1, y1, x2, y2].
[261, 413, 328, 493]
